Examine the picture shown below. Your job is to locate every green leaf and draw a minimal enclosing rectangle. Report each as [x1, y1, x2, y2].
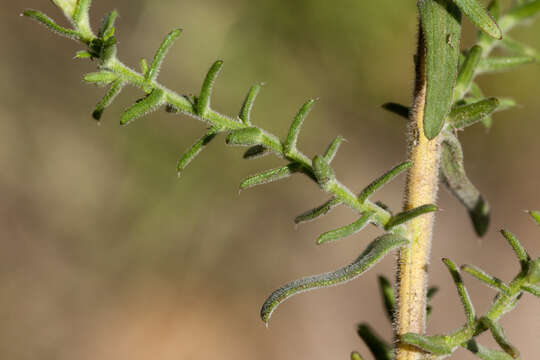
[451, 0, 502, 39]
[140, 58, 149, 76]
[480, 317, 520, 359]
[461, 264, 510, 293]
[527, 258, 540, 284]
[529, 210, 540, 226]
[356, 324, 393, 360]
[98, 10, 118, 40]
[381, 102, 410, 120]
[294, 198, 341, 225]
[443, 258, 476, 326]
[350, 351, 364, 360]
[521, 284, 540, 297]
[384, 204, 438, 230]
[477, 56, 535, 74]
[426, 286, 439, 319]
[75, 50, 92, 59]
[197, 60, 224, 117]
[312, 155, 335, 190]
[400, 333, 455, 356]
[239, 84, 262, 126]
[243, 145, 269, 160]
[359, 161, 412, 203]
[465, 339, 514, 360]
[500, 0, 540, 32]
[448, 97, 500, 129]
[92, 79, 124, 120]
[146, 29, 182, 83]
[72, 0, 92, 39]
[454, 45, 483, 99]
[378, 276, 396, 323]
[23, 10, 81, 40]
[317, 211, 374, 245]
[441, 132, 490, 236]
[120, 88, 166, 125]
[499, 36, 539, 61]
[500, 230, 530, 270]
[239, 164, 300, 190]
[284, 100, 316, 156]
[83, 71, 118, 85]
[418, 0, 462, 139]
[177, 128, 219, 176]
[323, 136, 345, 163]
[260, 234, 409, 324]
[226, 127, 264, 146]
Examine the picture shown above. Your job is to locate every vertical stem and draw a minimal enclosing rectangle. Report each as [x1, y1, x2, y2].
[395, 29, 442, 360]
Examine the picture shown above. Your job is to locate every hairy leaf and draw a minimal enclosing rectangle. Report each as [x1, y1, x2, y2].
[481, 317, 520, 359]
[23, 10, 81, 39]
[454, 45, 483, 99]
[384, 204, 438, 230]
[477, 56, 535, 74]
[323, 136, 345, 163]
[177, 128, 219, 175]
[451, 0, 502, 39]
[197, 60, 224, 117]
[465, 340, 514, 360]
[239, 84, 262, 125]
[443, 258, 475, 326]
[260, 234, 408, 324]
[500, 230, 530, 270]
[418, 0, 462, 139]
[357, 324, 393, 360]
[92, 79, 125, 120]
[317, 211, 374, 245]
[441, 132, 490, 236]
[146, 28, 182, 83]
[400, 333, 455, 356]
[359, 161, 412, 203]
[284, 100, 316, 156]
[448, 97, 500, 129]
[240, 164, 300, 190]
[294, 198, 341, 224]
[120, 88, 166, 125]
[461, 264, 510, 293]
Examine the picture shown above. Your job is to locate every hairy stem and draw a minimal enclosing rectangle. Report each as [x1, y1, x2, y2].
[395, 29, 442, 360]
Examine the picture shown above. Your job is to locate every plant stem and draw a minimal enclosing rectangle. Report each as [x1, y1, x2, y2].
[395, 30, 442, 360]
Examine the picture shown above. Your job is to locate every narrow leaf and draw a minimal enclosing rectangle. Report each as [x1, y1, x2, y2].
[521, 284, 540, 297]
[240, 164, 300, 190]
[481, 317, 520, 359]
[140, 58, 149, 76]
[529, 210, 540, 226]
[500, 230, 530, 269]
[177, 128, 219, 176]
[92, 79, 124, 120]
[381, 102, 410, 120]
[465, 339, 514, 360]
[317, 211, 374, 245]
[294, 198, 342, 225]
[260, 234, 409, 324]
[448, 98, 500, 129]
[384, 204, 438, 230]
[75, 50, 92, 59]
[197, 60, 224, 117]
[284, 100, 316, 155]
[378, 276, 395, 323]
[500, 36, 539, 61]
[359, 161, 412, 203]
[239, 84, 262, 125]
[120, 88, 166, 125]
[451, 0, 502, 39]
[418, 0, 462, 139]
[83, 71, 118, 85]
[312, 155, 335, 189]
[98, 10, 118, 39]
[323, 136, 345, 163]
[23, 10, 81, 39]
[72, 0, 92, 37]
[443, 258, 476, 326]
[500, 0, 540, 32]
[461, 264, 510, 293]
[356, 324, 393, 360]
[426, 286, 439, 319]
[146, 28, 182, 83]
[477, 56, 535, 74]
[454, 45, 483, 99]
[243, 145, 269, 160]
[441, 132, 490, 236]
[400, 333, 455, 356]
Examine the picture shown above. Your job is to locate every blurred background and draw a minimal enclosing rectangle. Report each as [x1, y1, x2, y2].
[1, 0, 539, 359]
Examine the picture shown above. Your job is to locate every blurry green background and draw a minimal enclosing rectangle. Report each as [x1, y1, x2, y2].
[1, 0, 539, 359]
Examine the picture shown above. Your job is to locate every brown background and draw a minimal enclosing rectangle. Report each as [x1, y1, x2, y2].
[1, 0, 539, 359]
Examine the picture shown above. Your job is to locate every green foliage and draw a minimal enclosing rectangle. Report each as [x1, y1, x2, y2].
[23, 0, 540, 358]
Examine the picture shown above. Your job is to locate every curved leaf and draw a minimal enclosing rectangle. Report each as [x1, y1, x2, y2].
[260, 234, 409, 324]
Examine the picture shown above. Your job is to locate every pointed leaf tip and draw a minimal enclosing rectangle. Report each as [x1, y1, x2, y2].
[452, 0, 502, 39]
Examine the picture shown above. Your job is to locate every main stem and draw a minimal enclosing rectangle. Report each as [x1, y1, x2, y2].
[395, 30, 442, 360]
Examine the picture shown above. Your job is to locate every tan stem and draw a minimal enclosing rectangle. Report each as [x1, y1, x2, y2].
[395, 28, 442, 360]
